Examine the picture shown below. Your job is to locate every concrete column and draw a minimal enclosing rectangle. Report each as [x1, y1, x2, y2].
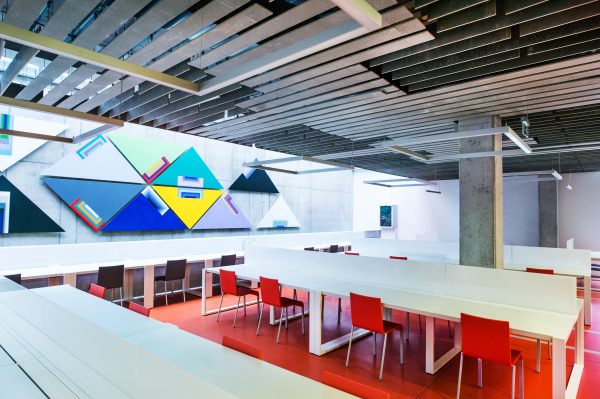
[459, 115, 503, 268]
[538, 180, 558, 247]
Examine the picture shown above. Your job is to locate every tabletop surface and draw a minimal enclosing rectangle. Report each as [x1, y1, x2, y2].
[212, 264, 581, 340]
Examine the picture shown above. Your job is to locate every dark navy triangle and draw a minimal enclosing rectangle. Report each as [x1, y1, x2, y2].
[228, 169, 278, 193]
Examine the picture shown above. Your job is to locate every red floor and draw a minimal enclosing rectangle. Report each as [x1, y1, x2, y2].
[145, 288, 600, 398]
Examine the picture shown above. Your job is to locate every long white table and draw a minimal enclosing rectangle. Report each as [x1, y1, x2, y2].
[205, 263, 584, 399]
[26, 285, 354, 399]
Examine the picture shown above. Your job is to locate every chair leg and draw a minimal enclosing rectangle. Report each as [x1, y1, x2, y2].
[373, 332, 377, 356]
[338, 298, 341, 323]
[165, 281, 168, 306]
[153, 281, 156, 301]
[171, 280, 174, 298]
[285, 307, 288, 329]
[243, 295, 246, 316]
[419, 314, 422, 331]
[233, 296, 241, 328]
[536, 339, 541, 373]
[257, 295, 260, 320]
[406, 312, 410, 341]
[120, 287, 123, 306]
[216, 293, 224, 321]
[256, 303, 264, 336]
[456, 353, 464, 399]
[321, 295, 324, 319]
[346, 326, 354, 368]
[448, 320, 452, 337]
[182, 279, 186, 303]
[379, 333, 388, 381]
[293, 289, 296, 313]
[400, 330, 404, 365]
[301, 305, 305, 335]
[519, 358, 524, 399]
[110, 289, 113, 303]
[277, 307, 284, 344]
[478, 358, 482, 388]
[511, 365, 516, 399]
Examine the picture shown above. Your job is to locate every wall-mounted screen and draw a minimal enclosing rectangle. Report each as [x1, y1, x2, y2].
[380, 205, 392, 227]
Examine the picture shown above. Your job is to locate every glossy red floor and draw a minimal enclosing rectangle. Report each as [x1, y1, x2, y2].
[146, 287, 599, 399]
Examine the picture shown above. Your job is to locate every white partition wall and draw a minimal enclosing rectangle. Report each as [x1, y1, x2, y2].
[508, 245, 591, 273]
[351, 238, 459, 262]
[250, 231, 362, 249]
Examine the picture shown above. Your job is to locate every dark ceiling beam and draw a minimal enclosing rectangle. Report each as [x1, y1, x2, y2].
[437, 0, 497, 32]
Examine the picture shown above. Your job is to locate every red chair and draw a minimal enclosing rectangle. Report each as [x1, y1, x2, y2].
[217, 270, 260, 328]
[89, 284, 106, 299]
[457, 313, 524, 399]
[222, 336, 263, 360]
[129, 302, 150, 317]
[257, 276, 304, 343]
[526, 268, 554, 371]
[390, 256, 407, 260]
[345, 252, 359, 256]
[322, 371, 390, 399]
[346, 293, 404, 380]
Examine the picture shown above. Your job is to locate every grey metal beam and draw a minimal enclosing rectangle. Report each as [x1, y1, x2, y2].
[330, 0, 383, 31]
[58, 71, 122, 109]
[98, 88, 135, 116]
[437, 0, 496, 32]
[180, 107, 245, 132]
[520, 2, 600, 36]
[373, 0, 596, 70]
[3, 0, 47, 29]
[426, 0, 488, 20]
[505, 0, 548, 15]
[38, 64, 104, 106]
[0, 45, 38, 95]
[167, 101, 236, 129]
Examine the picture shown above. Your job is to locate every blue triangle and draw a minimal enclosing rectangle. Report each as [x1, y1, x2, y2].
[42, 177, 143, 229]
[101, 190, 187, 231]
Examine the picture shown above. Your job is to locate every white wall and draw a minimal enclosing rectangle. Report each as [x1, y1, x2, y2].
[558, 172, 600, 251]
[353, 168, 539, 246]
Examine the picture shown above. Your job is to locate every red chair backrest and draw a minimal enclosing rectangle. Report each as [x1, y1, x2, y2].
[129, 302, 150, 317]
[461, 313, 511, 366]
[259, 276, 282, 307]
[345, 252, 359, 256]
[222, 336, 263, 360]
[526, 267, 554, 275]
[322, 371, 390, 399]
[89, 284, 106, 299]
[390, 256, 408, 260]
[220, 270, 239, 296]
[349, 292, 384, 334]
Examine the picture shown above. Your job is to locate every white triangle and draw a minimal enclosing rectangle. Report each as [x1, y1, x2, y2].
[41, 135, 145, 184]
[257, 196, 301, 228]
[0, 115, 68, 172]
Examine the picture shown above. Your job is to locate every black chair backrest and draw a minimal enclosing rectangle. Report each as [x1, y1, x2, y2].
[164, 259, 187, 281]
[97, 265, 124, 290]
[5, 273, 21, 285]
[329, 245, 339, 253]
[220, 254, 237, 267]
[304, 247, 314, 251]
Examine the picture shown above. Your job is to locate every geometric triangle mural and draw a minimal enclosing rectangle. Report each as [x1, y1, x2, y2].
[257, 196, 300, 228]
[41, 135, 145, 184]
[101, 187, 187, 231]
[0, 175, 64, 233]
[152, 147, 223, 190]
[0, 114, 69, 172]
[107, 132, 188, 183]
[153, 186, 222, 229]
[193, 192, 252, 230]
[41, 133, 253, 231]
[229, 158, 279, 193]
[41, 177, 144, 231]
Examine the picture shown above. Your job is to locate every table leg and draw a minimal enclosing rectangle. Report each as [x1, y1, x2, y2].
[183, 263, 191, 295]
[201, 269, 207, 316]
[143, 265, 155, 309]
[124, 269, 134, 302]
[205, 260, 214, 298]
[382, 307, 393, 322]
[563, 307, 584, 399]
[309, 290, 323, 355]
[584, 276, 592, 326]
[63, 273, 76, 288]
[426, 317, 461, 374]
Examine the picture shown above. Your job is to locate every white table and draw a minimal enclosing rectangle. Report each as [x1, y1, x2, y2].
[0, 363, 48, 399]
[28, 285, 354, 399]
[206, 264, 584, 399]
[2, 251, 244, 309]
[289, 242, 351, 252]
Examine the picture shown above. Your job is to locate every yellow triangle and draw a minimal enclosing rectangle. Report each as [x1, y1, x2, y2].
[153, 186, 222, 229]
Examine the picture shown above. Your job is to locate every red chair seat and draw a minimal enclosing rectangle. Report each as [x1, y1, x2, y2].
[236, 287, 259, 297]
[510, 349, 523, 365]
[382, 320, 403, 334]
[280, 297, 304, 308]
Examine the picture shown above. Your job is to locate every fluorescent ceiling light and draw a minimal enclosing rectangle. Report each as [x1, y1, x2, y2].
[242, 155, 354, 174]
[363, 178, 437, 188]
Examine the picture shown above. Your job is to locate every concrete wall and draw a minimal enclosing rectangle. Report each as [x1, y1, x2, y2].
[0, 107, 353, 246]
[353, 168, 539, 246]
[558, 171, 600, 251]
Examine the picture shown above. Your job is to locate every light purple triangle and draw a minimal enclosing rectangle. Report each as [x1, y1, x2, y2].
[193, 195, 252, 230]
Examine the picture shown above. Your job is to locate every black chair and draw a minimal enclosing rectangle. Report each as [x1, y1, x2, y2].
[329, 244, 339, 253]
[97, 265, 124, 306]
[220, 254, 237, 267]
[304, 247, 314, 251]
[5, 274, 21, 285]
[155, 259, 187, 306]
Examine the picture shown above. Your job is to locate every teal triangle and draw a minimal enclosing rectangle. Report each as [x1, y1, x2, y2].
[153, 147, 222, 190]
